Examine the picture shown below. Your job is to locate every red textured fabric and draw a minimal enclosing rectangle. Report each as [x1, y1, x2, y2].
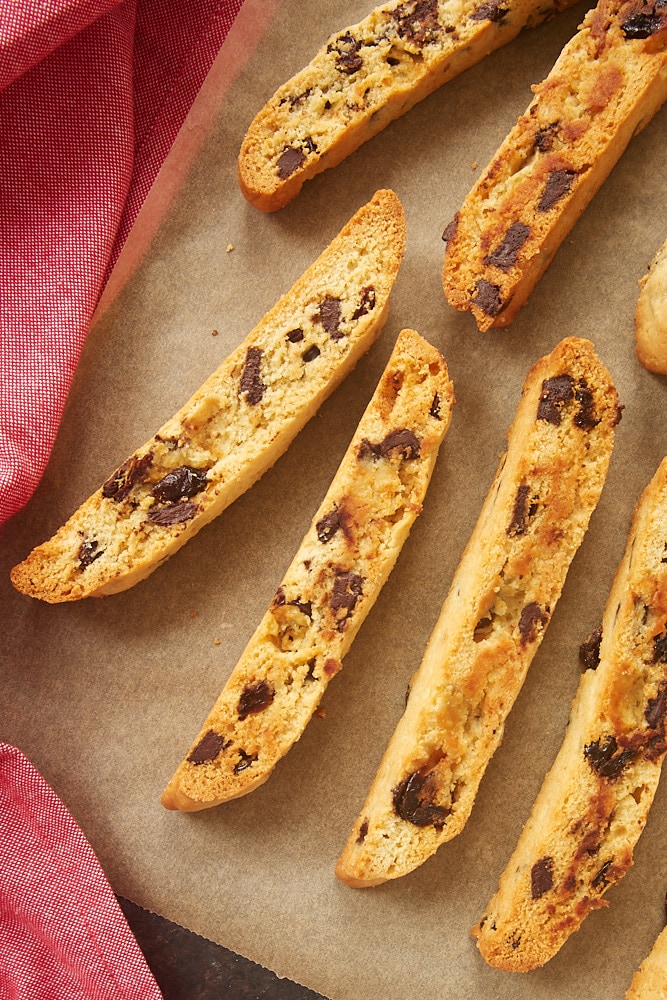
[0, 0, 245, 527]
[0, 743, 164, 999]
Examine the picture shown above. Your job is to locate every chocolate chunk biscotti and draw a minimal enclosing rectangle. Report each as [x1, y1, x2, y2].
[473, 457, 667, 972]
[442, 0, 667, 331]
[335, 337, 620, 887]
[626, 921, 667, 999]
[161, 329, 454, 811]
[636, 238, 667, 374]
[11, 190, 406, 602]
[238, 0, 580, 212]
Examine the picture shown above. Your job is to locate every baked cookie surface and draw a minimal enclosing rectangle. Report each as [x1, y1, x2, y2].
[636, 238, 667, 374]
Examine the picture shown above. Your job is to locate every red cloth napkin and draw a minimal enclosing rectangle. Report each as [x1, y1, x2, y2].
[0, 0, 245, 528]
[0, 743, 164, 999]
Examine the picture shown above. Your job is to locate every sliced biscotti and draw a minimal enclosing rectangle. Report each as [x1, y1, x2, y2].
[473, 457, 667, 972]
[335, 337, 620, 887]
[238, 0, 580, 212]
[161, 329, 454, 811]
[636, 238, 667, 374]
[626, 922, 667, 999]
[442, 0, 667, 331]
[10, 190, 406, 603]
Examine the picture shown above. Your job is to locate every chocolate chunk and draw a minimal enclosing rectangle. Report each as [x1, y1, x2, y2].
[289, 598, 312, 618]
[187, 730, 227, 764]
[574, 380, 599, 429]
[302, 345, 320, 363]
[392, 768, 450, 828]
[238, 680, 275, 720]
[442, 215, 458, 244]
[239, 346, 265, 405]
[392, 0, 441, 44]
[150, 465, 208, 503]
[507, 483, 538, 537]
[78, 539, 103, 568]
[653, 631, 667, 663]
[359, 428, 421, 461]
[472, 279, 503, 316]
[473, 614, 495, 642]
[538, 170, 577, 212]
[484, 222, 531, 271]
[531, 857, 554, 899]
[330, 571, 364, 630]
[535, 122, 559, 153]
[472, 0, 509, 20]
[317, 507, 344, 543]
[314, 296, 343, 339]
[621, 10, 663, 37]
[430, 392, 442, 419]
[331, 33, 363, 74]
[579, 625, 603, 671]
[102, 453, 153, 501]
[234, 749, 258, 774]
[148, 500, 199, 525]
[584, 735, 636, 779]
[356, 819, 369, 844]
[592, 860, 613, 890]
[352, 285, 376, 320]
[646, 681, 667, 731]
[277, 145, 306, 180]
[273, 586, 286, 607]
[286, 328, 304, 343]
[518, 602, 548, 645]
[537, 375, 575, 425]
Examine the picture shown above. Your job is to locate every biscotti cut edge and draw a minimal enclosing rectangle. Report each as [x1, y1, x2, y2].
[238, 0, 580, 212]
[10, 190, 406, 603]
[636, 237, 667, 374]
[473, 456, 667, 972]
[442, 0, 667, 331]
[161, 328, 454, 811]
[626, 923, 667, 999]
[335, 336, 620, 887]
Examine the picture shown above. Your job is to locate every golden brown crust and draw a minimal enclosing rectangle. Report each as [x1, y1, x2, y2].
[442, 0, 667, 330]
[636, 238, 667, 374]
[161, 329, 454, 811]
[335, 337, 620, 887]
[238, 0, 581, 212]
[474, 457, 667, 972]
[11, 190, 406, 603]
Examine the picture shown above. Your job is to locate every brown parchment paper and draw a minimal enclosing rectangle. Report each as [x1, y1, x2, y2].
[3, 1, 667, 997]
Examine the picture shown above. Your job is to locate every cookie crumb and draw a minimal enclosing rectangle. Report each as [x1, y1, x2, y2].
[213, 637, 221, 645]
[211, 329, 218, 337]
[315, 708, 326, 718]
[226, 244, 234, 253]
[470, 161, 478, 170]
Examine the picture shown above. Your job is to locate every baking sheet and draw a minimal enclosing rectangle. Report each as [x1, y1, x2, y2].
[3, 1, 667, 997]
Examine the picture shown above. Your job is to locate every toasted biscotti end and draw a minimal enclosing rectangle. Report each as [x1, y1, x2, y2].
[473, 457, 667, 972]
[238, 0, 582, 212]
[161, 329, 454, 811]
[626, 924, 667, 999]
[10, 190, 406, 604]
[636, 238, 667, 374]
[442, 0, 667, 331]
[335, 337, 620, 889]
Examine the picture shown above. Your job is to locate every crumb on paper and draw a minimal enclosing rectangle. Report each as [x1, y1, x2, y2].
[213, 637, 221, 645]
[226, 244, 234, 253]
[315, 708, 326, 719]
[190, 610, 198, 618]
[470, 161, 478, 170]
[211, 329, 219, 337]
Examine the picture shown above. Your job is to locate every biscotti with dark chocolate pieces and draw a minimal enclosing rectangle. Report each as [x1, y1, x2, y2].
[10, 190, 406, 603]
[636, 237, 667, 374]
[442, 0, 667, 331]
[238, 0, 580, 212]
[626, 921, 667, 999]
[473, 457, 667, 972]
[335, 337, 620, 887]
[161, 329, 454, 811]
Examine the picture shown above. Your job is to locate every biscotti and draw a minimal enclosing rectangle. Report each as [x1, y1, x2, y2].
[335, 337, 620, 887]
[10, 190, 406, 603]
[161, 329, 454, 811]
[238, 0, 580, 212]
[626, 922, 667, 999]
[442, 0, 667, 331]
[636, 238, 667, 374]
[473, 456, 667, 972]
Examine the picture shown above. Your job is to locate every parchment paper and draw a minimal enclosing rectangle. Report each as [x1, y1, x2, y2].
[3, 1, 667, 997]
